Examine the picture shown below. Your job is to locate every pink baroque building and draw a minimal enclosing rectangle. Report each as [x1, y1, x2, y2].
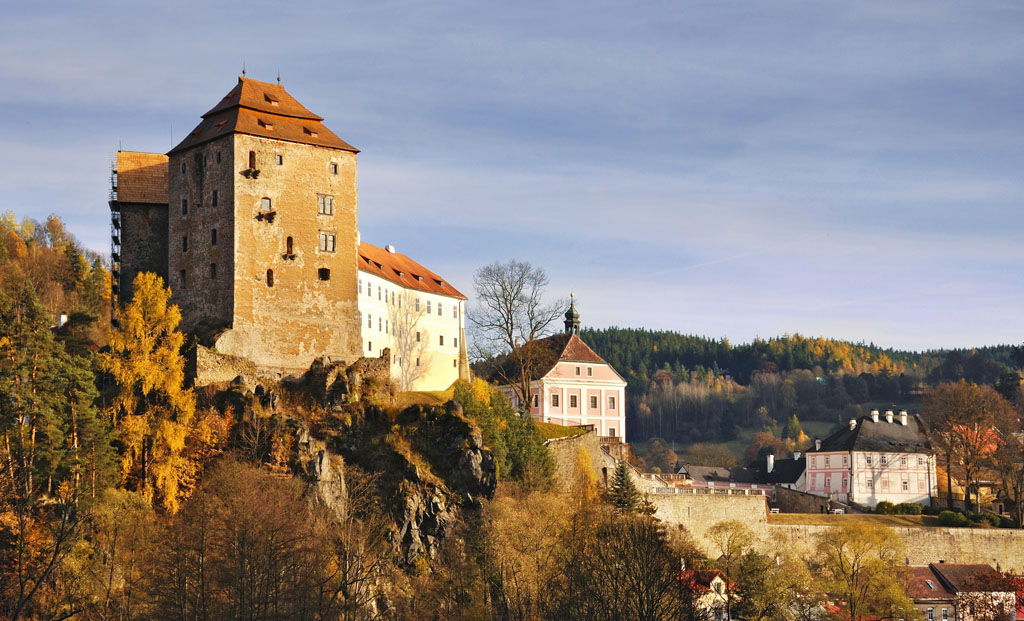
[494, 300, 627, 441]
[805, 409, 938, 508]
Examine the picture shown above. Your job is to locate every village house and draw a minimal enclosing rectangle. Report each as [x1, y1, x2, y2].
[805, 409, 939, 509]
[908, 563, 1017, 621]
[491, 299, 627, 441]
[109, 76, 467, 390]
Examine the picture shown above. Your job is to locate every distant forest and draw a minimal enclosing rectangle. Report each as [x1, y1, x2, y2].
[580, 328, 1024, 447]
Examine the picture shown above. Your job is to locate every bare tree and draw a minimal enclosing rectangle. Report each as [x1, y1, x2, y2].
[389, 291, 429, 392]
[470, 260, 565, 410]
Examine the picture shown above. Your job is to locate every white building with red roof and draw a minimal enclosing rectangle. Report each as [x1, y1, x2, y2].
[357, 241, 469, 392]
[490, 300, 627, 441]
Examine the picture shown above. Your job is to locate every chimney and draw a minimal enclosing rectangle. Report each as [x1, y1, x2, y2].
[899, 410, 908, 426]
[871, 410, 879, 423]
[885, 410, 894, 424]
[766, 454, 775, 473]
[58, 313, 68, 329]
[793, 451, 802, 460]
[385, 244, 396, 253]
[815, 439, 821, 451]
[849, 418, 857, 431]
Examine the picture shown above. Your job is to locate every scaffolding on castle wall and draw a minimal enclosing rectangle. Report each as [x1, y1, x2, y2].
[108, 153, 121, 325]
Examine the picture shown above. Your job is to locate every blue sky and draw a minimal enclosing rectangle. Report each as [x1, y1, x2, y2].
[2, 1, 1023, 351]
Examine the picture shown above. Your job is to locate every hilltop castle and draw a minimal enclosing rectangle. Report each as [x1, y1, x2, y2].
[110, 77, 468, 389]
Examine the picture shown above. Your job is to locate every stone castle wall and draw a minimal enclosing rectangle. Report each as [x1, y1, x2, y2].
[116, 202, 168, 305]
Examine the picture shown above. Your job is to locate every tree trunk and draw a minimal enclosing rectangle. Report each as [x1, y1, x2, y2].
[946, 450, 954, 510]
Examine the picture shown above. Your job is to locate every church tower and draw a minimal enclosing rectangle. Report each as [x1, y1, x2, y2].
[564, 294, 580, 335]
[166, 77, 363, 372]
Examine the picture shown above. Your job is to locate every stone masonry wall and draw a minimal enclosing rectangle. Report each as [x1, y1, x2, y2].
[649, 491, 1024, 573]
[116, 202, 168, 305]
[218, 133, 361, 371]
[168, 134, 236, 332]
[545, 430, 660, 492]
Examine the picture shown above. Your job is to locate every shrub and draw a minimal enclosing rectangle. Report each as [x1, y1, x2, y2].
[895, 503, 922, 515]
[922, 505, 941, 516]
[875, 501, 896, 515]
[937, 510, 969, 527]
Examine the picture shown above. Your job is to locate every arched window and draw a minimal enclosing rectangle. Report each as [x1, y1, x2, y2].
[266, 269, 274, 287]
[249, 151, 256, 169]
[261, 197, 272, 211]
[286, 236, 293, 254]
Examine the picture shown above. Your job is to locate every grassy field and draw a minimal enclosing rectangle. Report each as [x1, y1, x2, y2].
[768, 513, 937, 527]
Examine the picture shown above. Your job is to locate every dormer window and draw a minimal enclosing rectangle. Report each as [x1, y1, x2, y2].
[304, 127, 319, 137]
[264, 93, 279, 106]
[258, 119, 274, 129]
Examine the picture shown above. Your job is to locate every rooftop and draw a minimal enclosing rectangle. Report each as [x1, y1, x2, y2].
[484, 332, 620, 384]
[169, 77, 358, 155]
[358, 241, 466, 300]
[811, 412, 932, 454]
[112, 151, 168, 204]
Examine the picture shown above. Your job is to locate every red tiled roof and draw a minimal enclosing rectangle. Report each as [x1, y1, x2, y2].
[358, 241, 466, 300]
[169, 77, 358, 155]
[906, 566, 955, 600]
[484, 332, 622, 384]
[931, 563, 1010, 593]
[113, 151, 168, 204]
[559, 332, 606, 363]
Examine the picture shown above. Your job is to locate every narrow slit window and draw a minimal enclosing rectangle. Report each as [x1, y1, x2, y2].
[249, 151, 256, 169]
[212, 190, 218, 207]
[318, 268, 330, 281]
[211, 229, 217, 245]
[266, 269, 274, 287]
[180, 269, 186, 287]
[286, 236, 293, 255]
[209, 263, 217, 279]
[276, 154, 283, 165]
[215, 151, 221, 164]
[182, 236, 188, 252]
[182, 198, 188, 215]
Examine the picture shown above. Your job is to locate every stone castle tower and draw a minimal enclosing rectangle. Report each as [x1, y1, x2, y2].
[119, 77, 364, 372]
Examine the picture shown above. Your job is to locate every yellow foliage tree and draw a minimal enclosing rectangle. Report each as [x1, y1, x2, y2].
[100, 272, 196, 513]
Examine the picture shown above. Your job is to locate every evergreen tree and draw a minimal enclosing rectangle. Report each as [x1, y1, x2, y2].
[782, 414, 803, 441]
[608, 459, 653, 514]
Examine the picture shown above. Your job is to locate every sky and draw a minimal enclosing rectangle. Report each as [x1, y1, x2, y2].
[2, 1, 1023, 352]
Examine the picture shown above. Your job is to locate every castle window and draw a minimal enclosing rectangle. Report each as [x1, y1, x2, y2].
[359, 279, 362, 294]
[210, 263, 217, 279]
[318, 268, 330, 281]
[286, 237, 293, 255]
[182, 236, 188, 252]
[866, 455, 873, 465]
[415, 298, 420, 312]
[330, 162, 338, 174]
[587, 367, 593, 376]
[575, 366, 581, 376]
[590, 396, 598, 409]
[551, 394, 559, 407]
[416, 332, 421, 342]
[427, 300, 432, 313]
[368, 341, 372, 352]
[215, 151, 221, 164]
[181, 162, 186, 175]
[416, 358, 420, 367]
[378, 286, 381, 300]
[318, 233, 336, 252]
[609, 428, 616, 438]
[902, 480, 909, 491]
[266, 269, 274, 287]
[261, 197, 272, 211]
[211, 229, 217, 245]
[900, 456, 907, 467]
[608, 396, 616, 409]
[881, 455, 887, 465]
[378, 318, 382, 331]
[182, 198, 188, 215]
[249, 151, 257, 169]
[437, 303, 442, 316]
[532, 395, 538, 408]
[453, 306, 457, 318]
[180, 270, 186, 287]
[276, 154, 283, 165]
[453, 359, 457, 368]
[385, 320, 389, 334]
[570, 395, 578, 409]
[212, 190, 218, 207]
[367, 314, 371, 328]
[454, 337, 458, 348]
[318, 195, 334, 215]
[439, 335, 444, 346]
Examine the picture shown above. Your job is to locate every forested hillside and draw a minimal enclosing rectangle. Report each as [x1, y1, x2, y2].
[581, 327, 1023, 450]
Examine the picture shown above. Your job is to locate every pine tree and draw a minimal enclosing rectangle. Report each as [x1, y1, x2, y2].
[608, 460, 648, 514]
[100, 272, 196, 513]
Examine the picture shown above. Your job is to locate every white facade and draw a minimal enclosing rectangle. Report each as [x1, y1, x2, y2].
[357, 244, 467, 392]
[805, 413, 939, 507]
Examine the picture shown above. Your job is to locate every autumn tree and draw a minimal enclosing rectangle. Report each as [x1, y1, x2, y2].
[813, 522, 920, 621]
[923, 382, 1017, 511]
[706, 519, 755, 619]
[101, 272, 197, 513]
[470, 260, 565, 410]
[680, 443, 737, 468]
[991, 430, 1024, 528]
